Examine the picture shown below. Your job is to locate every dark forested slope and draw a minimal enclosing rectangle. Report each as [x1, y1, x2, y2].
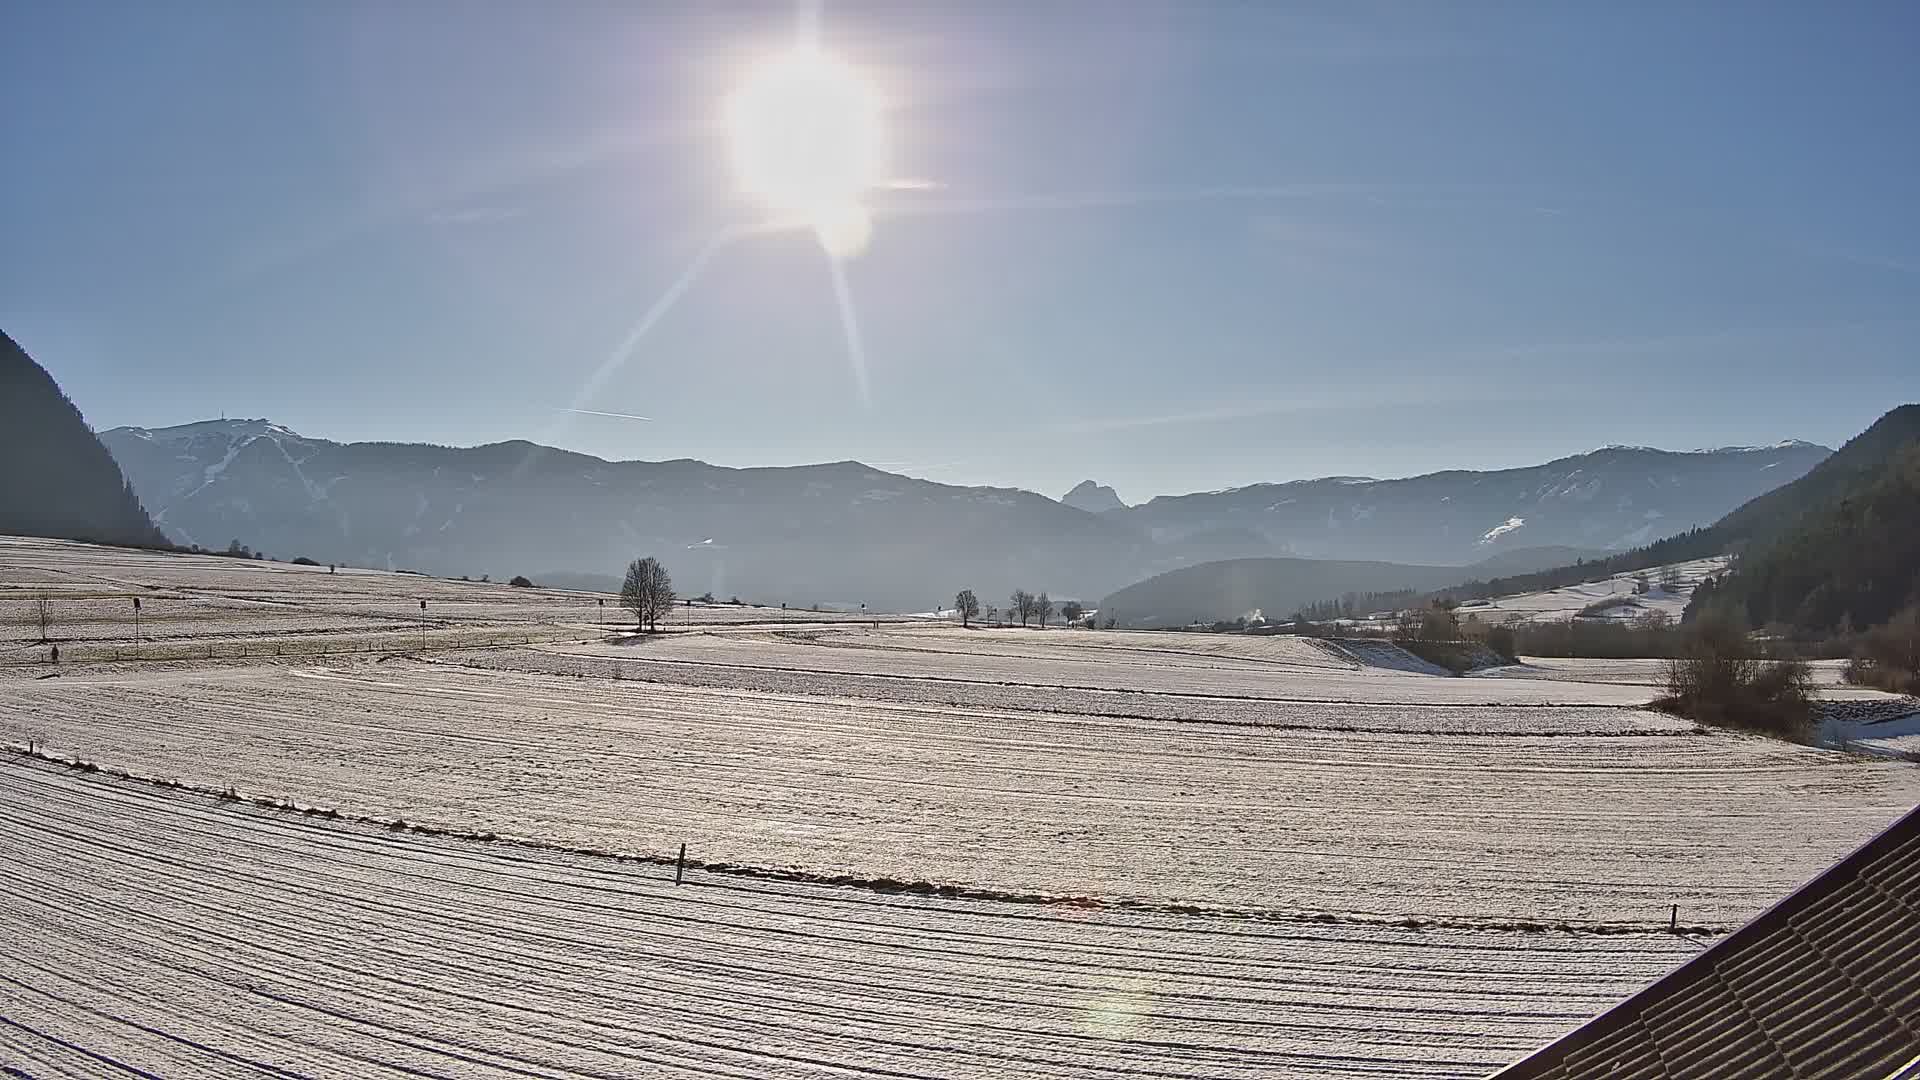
[0, 330, 167, 548]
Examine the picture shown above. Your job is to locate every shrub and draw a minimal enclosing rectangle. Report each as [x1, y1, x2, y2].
[1657, 613, 1812, 738]
[1842, 605, 1920, 694]
[291, 556, 320, 566]
[1486, 625, 1517, 662]
[509, 575, 534, 588]
[1578, 596, 1641, 619]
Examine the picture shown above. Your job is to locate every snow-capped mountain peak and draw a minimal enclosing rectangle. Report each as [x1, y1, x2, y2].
[113, 418, 307, 443]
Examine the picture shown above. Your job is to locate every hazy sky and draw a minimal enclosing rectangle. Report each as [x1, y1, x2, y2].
[5, 2, 1916, 502]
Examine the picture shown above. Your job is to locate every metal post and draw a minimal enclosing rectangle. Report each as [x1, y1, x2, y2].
[1670, 904, 1678, 932]
[676, 843, 687, 885]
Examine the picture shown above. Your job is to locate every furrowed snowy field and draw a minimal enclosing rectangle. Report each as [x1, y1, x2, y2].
[1, 759, 1691, 1079]
[4, 535, 1919, 1078]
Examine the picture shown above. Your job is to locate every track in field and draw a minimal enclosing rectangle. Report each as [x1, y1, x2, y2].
[8, 660, 1916, 927]
[0, 759, 1696, 1080]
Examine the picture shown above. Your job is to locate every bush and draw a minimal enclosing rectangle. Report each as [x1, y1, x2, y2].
[291, 556, 320, 566]
[509, 575, 534, 588]
[1510, 616, 1684, 659]
[1657, 613, 1813, 738]
[1844, 605, 1920, 693]
[1486, 625, 1517, 662]
[1577, 596, 1641, 619]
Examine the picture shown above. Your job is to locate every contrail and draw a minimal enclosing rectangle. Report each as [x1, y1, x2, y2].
[516, 226, 741, 479]
[826, 252, 871, 407]
[560, 408, 654, 422]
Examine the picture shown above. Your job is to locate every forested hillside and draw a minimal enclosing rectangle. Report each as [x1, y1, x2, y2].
[0, 330, 168, 548]
[1690, 437, 1920, 636]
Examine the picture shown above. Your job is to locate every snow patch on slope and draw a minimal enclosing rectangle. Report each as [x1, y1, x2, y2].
[1480, 517, 1526, 544]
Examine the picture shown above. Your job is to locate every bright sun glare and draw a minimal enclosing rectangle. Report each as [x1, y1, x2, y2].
[726, 48, 883, 257]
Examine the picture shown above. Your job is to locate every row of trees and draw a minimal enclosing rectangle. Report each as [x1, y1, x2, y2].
[618, 557, 1093, 634]
[951, 589, 1085, 629]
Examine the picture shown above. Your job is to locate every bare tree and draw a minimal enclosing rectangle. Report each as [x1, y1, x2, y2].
[34, 591, 52, 643]
[1061, 600, 1084, 625]
[1009, 589, 1034, 628]
[621, 557, 675, 631]
[953, 589, 980, 628]
[1033, 592, 1054, 628]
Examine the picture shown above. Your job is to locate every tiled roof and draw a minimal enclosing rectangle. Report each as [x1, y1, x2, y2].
[1490, 803, 1920, 1080]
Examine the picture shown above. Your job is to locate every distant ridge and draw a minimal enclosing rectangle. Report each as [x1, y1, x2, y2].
[100, 416, 1829, 612]
[0, 329, 167, 549]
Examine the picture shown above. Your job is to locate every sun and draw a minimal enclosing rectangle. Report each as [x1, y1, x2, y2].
[726, 48, 883, 256]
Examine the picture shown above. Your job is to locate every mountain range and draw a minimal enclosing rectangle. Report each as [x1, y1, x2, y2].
[1100, 441, 1829, 565]
[97, 417, 1829, 610]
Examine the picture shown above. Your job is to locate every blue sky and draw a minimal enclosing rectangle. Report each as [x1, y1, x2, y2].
[4, 2, 1915, 502]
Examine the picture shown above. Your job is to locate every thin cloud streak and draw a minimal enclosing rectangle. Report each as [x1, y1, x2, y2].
[870, 182, 1498, 223]
[424, 206, 524, 226]
[1469, 316, 1920, 361]
[560, 407, 654, 422]
[1065, 388, 1569, 436]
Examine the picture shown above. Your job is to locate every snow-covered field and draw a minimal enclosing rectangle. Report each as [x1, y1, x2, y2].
[4, 537, 1918, 1077]
[9, 657, 1917, 927]
[1, 759, 1696, 1079]
[0, 536, 904, 663]
[557, 629, 1660, 705]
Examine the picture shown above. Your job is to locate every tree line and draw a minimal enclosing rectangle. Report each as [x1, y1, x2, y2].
[951, 588, 1084, 628]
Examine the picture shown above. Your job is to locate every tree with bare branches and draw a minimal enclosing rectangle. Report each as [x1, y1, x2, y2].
[620, 557, 675, 632]
[1033, 592, 1054, 628]
[953, 589, 980, 628]
[1009, 589, 1034, 627]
